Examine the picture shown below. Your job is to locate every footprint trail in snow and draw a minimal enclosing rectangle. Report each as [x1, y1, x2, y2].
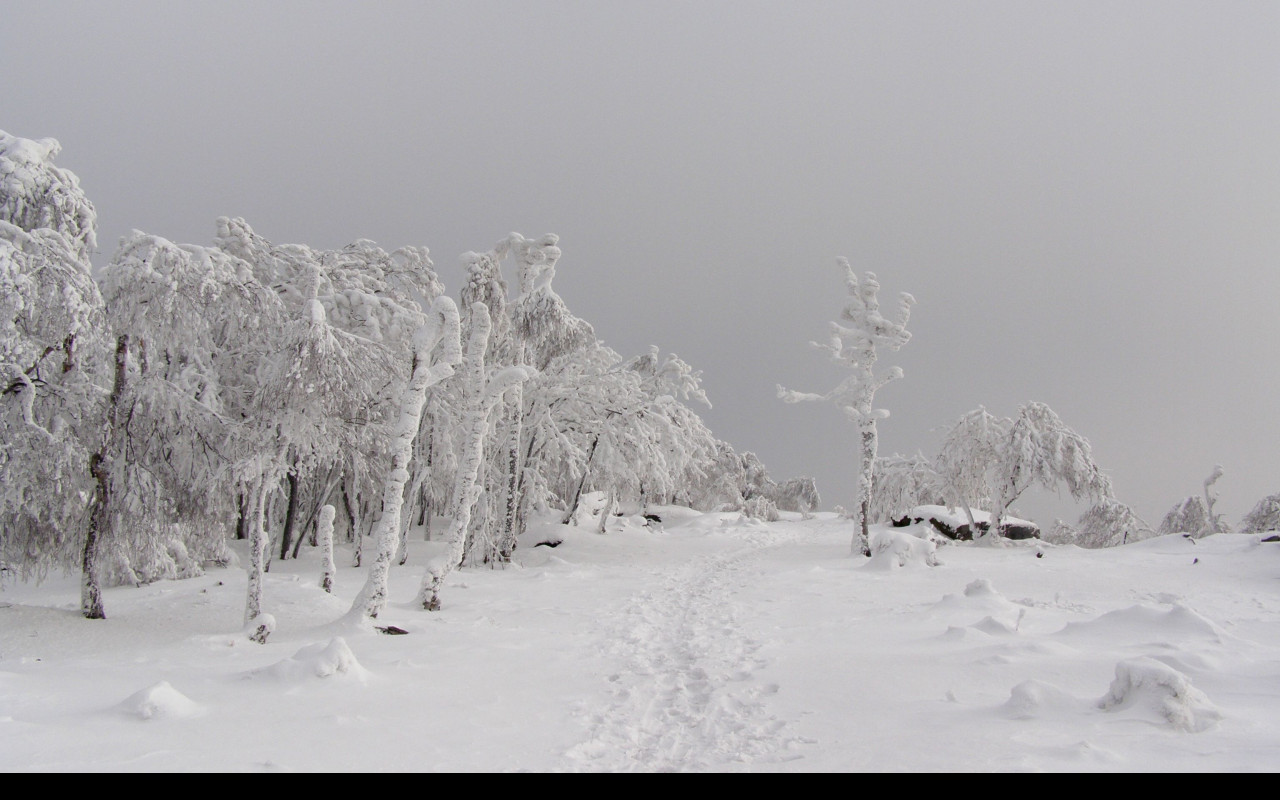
[564, 521, 806, 771]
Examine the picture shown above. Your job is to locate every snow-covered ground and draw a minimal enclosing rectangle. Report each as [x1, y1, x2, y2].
[2, 511, 1278, 772]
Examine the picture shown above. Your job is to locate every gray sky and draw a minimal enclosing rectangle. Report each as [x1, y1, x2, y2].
[5, 1, 1277, 527]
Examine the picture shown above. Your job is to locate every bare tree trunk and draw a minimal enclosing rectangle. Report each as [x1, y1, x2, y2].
[562, 435, 600, 525]
[278, 460, 300, 561]
[292, 465, 342, 559]
[81, 333, 129, 619]
[235, 491, 249, 540]
[352, 494, 367, 568]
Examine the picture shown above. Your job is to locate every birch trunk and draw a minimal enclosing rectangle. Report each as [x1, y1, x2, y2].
[245, 477, 269, 624]
[418, 304, 532, 611]
[497, 384, 523, 561]
[317, 504, 336, 593]
[81, 333, 129, 619]
[350, 301, 462, 621]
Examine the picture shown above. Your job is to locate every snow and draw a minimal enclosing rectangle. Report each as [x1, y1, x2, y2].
[2, 511, 1279, 771]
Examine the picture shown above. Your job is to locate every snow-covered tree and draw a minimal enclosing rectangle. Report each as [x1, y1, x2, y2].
[1158, 466, 1231, 538]
[1066, 499, 1155, 548]
[0, 133, 96, 263]
[317, 504, 336, 593]
[351, 297, 462, 620]
[934, 407, 1010, 531]
[1158, 497, 1212, 536]
[100, 232, 281, 621]
[774, 476, 821, 517]
[417, 303, 532, 611]
[214, 218, 447, 576]
[509, 233, 594, 371]
[779, 260, 914, 556]
[1240, 493, 1280, 534]
[869, 453, 944, 524]
[0, 132, 109, 615]
[988, 402, 1112, 540]
[1201, 465, 1228, 536]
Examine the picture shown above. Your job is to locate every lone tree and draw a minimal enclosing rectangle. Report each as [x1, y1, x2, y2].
[779, 259, 914, 556]
[1159, 465, 1230, 537]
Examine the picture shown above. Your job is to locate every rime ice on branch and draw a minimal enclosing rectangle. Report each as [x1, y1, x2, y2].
[779, 260, 914, 556]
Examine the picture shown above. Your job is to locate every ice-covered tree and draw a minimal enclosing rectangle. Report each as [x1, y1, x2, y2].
[0, 132, 109, 615]
[100, 232, 280, 620]
[1201, 465, 1227, 536]
[779, 260, 914, 556]
[417, 303, 533, 611]
[214, 218, 447, 569]
[1240, 493, 1280, 534]
[774, 476, 821, 516]
[1067, 499, 1155, 548]
[351, 297, 462, 620]
[988, 402, 1112, 540]
[1158, 466, 1230, 538]
[510, 233, 594, 372]
[934, 406, 1010, 531]
[0, 223, 105, 585]
[0, 132, 96, 263]
[870, 452, 944, 524]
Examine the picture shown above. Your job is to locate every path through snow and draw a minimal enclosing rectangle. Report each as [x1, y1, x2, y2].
[564, 518, 809, 771]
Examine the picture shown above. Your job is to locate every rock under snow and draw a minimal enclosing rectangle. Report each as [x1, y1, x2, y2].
[898, 505, 1040, 541]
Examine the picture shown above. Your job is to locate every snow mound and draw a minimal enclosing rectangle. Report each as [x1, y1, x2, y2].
[931, 579, 1020, 618]
[117, 681, 204, 720]
[1055, 603, 1226, 645]
[253, 638, 368, 683]
[643, 504, 705, 526]
[865, 529, 939, 570]
[1097, 657, 1222, 732]
[1003, 679, 1084, 720]
[971, 615, 1019, 636]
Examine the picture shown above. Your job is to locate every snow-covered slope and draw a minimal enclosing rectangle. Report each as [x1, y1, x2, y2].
[2, 512, 1278, 772]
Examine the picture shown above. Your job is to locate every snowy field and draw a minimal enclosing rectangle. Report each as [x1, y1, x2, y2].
[2, 510, 1278, 772]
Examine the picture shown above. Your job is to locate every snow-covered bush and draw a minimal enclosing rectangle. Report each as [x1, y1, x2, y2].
[742, 495, 780, 522]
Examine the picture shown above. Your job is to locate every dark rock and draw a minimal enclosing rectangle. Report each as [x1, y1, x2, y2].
[535, 539, 562, 548]
[375, 625, 409, 635]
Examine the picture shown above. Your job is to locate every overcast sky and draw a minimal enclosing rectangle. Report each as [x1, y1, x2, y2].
[4, 1, 1277, 527]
